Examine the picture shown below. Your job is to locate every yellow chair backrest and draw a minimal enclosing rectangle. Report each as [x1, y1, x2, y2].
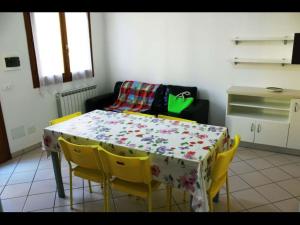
[123, 110, 155, 118]
[58, 136, 101, 170]
[158, 114, 196, 123]
[97, 147, 152, 184]
[209, 135, 240, 196]
[49, 112, 82, 125]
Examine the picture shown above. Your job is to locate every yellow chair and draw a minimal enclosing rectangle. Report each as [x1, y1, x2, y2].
[49, 112, 82, 125]
[58, 137, 106, 210]
[96, 148, 171, 212]
[207, 135, 241, 212]
[123, 110, 155, 118]
[158, 114, 197, 123]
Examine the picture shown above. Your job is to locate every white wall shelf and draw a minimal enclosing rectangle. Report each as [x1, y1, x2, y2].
[232, 57, 291, 66]
[229, 101, 290, 111]
[232, 36, 294, 45]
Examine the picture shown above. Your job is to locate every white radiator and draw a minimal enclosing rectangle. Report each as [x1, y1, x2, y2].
[56, 85, 97, 117]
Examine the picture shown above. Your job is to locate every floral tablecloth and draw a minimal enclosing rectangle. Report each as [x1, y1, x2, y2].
[43, 110, 228, 212]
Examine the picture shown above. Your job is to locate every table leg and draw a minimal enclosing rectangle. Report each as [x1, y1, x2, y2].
[51, 151, 65, 198]
[0, 199, 3, 212]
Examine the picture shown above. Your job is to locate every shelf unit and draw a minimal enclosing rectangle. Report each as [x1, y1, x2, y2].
[225, 86, 300, 149]
[233, 57, 291, 66]
[232, 36, 294, 45]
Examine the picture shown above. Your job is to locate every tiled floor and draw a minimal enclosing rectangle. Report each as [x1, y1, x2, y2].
[1, 146, 300, 212]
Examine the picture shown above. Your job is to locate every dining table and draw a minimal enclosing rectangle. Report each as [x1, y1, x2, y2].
[42, 109, 229, 212]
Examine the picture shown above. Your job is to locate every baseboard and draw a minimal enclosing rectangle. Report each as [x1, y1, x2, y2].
[240, 141, 300, 156]
[11, 142, 42, 158]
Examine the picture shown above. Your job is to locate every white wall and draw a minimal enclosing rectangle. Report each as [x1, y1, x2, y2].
[104, 13, 300, 126]
[0, 13, 108, 153]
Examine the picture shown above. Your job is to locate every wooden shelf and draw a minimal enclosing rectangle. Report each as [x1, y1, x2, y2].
[229, 101, 290, 111]
[227, 112, 289, 123]
[232, 57, 291, 66]
[232, 36, 294, 45]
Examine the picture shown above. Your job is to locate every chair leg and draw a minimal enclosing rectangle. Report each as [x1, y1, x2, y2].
[69, 169, 73, 209]
[166, 185, 172, 211]
[208, 195, 214, 212]
[148, 193, 152, 212]
[88, 180, 93, 193]
[226, 175, 230, 212]
[105, 179, 110, 212]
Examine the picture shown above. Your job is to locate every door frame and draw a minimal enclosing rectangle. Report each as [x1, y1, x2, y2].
[0, 101, 11, 163]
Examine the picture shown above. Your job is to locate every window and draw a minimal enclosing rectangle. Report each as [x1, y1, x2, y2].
[23, 12, 94, 88]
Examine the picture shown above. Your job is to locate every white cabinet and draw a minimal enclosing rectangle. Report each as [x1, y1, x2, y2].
[226, 86, 300, 150]
[226, 116, 255, 143]
[226, 116, 289, 147]
[287, 99, 300, 150]
[254, 121, 289, 147]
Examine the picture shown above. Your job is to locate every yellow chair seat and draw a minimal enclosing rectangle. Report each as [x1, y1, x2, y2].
[49, 112, 82, 125]
[123, 110, 155, 118]
[111, 178, 161, 199]
[157, 114, 196, 123]
[73, 166, 104, 183]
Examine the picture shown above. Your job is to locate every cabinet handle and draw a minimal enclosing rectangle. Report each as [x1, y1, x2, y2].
[251, 123, 255, 132]
[257, 124, 261, 133]
[295, 102, 298, 112]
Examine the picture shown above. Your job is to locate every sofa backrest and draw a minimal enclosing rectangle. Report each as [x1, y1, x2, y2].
[113, 81, 198, 112]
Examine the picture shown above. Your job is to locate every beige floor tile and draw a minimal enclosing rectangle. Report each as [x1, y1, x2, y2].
[276, 178, 300, 197]
[8, 171, 35, 185]
[84, 199, 113, 212]
[0, 174, 10, 186]
[14, 161, 39, 173]
[38, 159, 53, 170]
[32, 207, 54, 212]
[111, 189, 129, 198]
[232, 155, 242, 163]
[84, 186, 105, 202]
[228, 169, 235, 177]
[239, 171, 272, 187]
[230, 161, 256, 175]
[1, 182, 31, 199]
[264, 154, 293, 166]
[213, 194, 245, 212]
[29, 179, 57, 195]
[0, 185, 4, 194]
[34, 168, 55, 181]
[152, 189, 175, 209]
[154, 204, 180, 212]
[83, 180, 102, 187]
[279, 163, 300, 178]
[54, 188, 84, 207]
[255, 183, 292, 203]
[260, 167, 292, 182]
[1, 196, 27, 212]
[114, 195, 147, 212]
[23, 192, 56, 212]
[273, 198, 300, 212]
[247, 204, 280, 212]
[0, 159, 18, 175]
[54, 204, 84, 212]
[236, 150, 260, 161]
[227, 175, 251, 192]
[232, 189, 269, 209]
[244, 158, 274, 170]
[62, 176, 84, 190]
[250, 149, 276, 157]
[282, 154, 300, 163]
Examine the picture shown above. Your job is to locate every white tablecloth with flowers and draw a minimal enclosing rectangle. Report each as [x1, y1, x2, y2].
[43, 110, 228, 212]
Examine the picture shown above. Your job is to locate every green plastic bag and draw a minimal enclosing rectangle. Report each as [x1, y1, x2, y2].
[168, 92, 194, 114]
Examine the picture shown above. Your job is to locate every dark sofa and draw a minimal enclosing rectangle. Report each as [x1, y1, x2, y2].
[85, 81, 209, 124]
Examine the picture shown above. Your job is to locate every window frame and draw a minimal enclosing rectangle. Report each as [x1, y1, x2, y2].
[23, 12, 94, 88]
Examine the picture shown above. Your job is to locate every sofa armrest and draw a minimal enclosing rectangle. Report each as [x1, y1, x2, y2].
[180, 99, 209, 124]
[85, 93, 115, 112]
